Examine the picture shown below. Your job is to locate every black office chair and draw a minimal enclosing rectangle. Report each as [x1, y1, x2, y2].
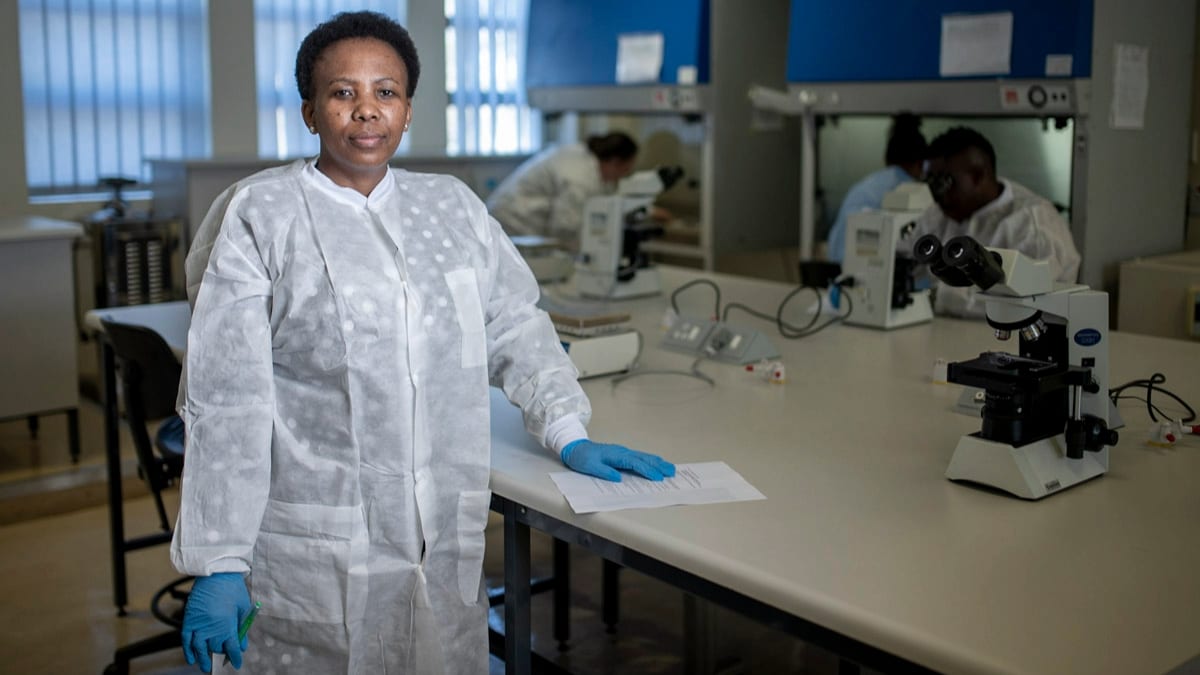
[100, 319, 189, 675]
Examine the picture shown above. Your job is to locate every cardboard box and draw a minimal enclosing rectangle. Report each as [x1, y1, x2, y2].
[1118, 250, 1200, 340]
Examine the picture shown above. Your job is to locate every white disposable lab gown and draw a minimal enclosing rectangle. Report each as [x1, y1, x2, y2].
[486, 143, 607, 252]
[911, 178, 1081, 317]
[171, 159, 590, 674]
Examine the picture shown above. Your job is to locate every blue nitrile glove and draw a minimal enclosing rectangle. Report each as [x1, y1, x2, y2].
[561, 439, 676, 482]
[181, 572, 251, 672]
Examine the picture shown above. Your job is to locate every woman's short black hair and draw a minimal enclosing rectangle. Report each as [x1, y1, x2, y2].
[585, 132, 638, 162]
[295, 11, 421, 101]
[884, 112, 927, 166]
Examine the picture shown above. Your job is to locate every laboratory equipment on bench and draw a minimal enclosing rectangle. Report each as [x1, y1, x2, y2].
[842, 182, 933, 330]
[538, 297, 639, 378]
[916, 233, 1119, 499]
[576, 166, 683, 299]
[86, 177, 180, 311]
[660, 315, 780, 365]
[511, 234, 574, 283]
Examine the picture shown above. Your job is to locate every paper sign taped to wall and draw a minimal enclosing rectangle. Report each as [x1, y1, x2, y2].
[939, 12, 1013, 77]
[1111, 44, 1150, 130]
[617, 32, 664, 84]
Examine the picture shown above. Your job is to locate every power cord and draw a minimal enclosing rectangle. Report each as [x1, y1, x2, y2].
[721, 278, 855, 339]
[1108, 373, 1195, 423]
[669, 279, 721, 319]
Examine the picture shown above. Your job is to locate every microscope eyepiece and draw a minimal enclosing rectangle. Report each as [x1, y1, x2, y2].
[912, 234, 942, 264]
[656, 166, 684, 191]
[911, 234, 973, 287]
[942, 236, 1006, 291]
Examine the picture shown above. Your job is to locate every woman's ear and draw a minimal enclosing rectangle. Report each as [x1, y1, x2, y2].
[301, 100, 315, 133]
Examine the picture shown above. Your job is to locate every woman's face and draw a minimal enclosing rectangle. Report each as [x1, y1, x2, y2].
[599, 157, 636, 183]
[302, 37, 412, 194]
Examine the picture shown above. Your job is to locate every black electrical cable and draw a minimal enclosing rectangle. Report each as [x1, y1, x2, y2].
[670, 279, 721, 319]
[1109, 373, 1196, 423]
[721, 281, 854, 339]
[1111, 394, 1177, 422]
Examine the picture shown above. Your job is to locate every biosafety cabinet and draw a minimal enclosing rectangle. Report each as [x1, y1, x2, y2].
[525, 0, 801, 273]
[765, 0, 1094, 262]
[756, 0, 1193, 306]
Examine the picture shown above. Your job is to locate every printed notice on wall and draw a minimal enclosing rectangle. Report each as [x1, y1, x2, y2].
[1111, 44, 1150, 130]
[616, 32, 664, 84]
[939, 12, 1012, 77]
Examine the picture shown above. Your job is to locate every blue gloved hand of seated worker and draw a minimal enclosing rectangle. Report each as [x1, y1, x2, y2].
[181, 572, 251, 672]
[561, 439, 676, 482]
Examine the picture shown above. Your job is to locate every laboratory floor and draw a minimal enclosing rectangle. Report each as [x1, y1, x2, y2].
[0, 404, 847, 675]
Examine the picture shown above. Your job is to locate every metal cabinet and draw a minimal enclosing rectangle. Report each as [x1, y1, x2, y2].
[0, 216, 83, 460]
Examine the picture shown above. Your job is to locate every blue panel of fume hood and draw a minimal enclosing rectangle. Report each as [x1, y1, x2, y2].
[526, 0, 709, 87]
[787, 0, 1092, 82]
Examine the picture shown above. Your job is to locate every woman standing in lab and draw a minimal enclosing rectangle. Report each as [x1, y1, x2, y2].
[486, 132, 641, 252]
[826, 113, 928, 263]
[172, 11, 673, 674]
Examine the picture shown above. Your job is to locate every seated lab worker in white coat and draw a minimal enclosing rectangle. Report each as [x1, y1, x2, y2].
[826, 113, 927, 263]
[171, 12, 674, 675]
[912, 126, 1081, 317]
[486, 133, 640, 252]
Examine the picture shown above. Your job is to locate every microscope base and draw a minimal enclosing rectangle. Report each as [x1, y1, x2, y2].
[946, 433, 1109, 499]
[577, 266, 662, 300]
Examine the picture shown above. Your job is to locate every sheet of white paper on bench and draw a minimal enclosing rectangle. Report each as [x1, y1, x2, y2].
[550, 461, 766, 514]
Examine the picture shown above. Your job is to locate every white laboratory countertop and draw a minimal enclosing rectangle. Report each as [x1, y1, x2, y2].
[489, 266, 1200, 675]
[84, 301, 190, 358]
[81, 270, 1200, 674]
[0, 215, 84, 242]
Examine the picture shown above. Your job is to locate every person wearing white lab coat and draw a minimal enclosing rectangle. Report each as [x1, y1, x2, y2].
[912, 126, 1081, 317]
[486, 133, 639, 252]
[826, 113, 927, 263]
[171, 12, 674, 675]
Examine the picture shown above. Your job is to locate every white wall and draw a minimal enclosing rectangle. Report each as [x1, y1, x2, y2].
[209, 0, 258, 158]
[1081, 0, 1196, 294]
[0, 1, 29, 218]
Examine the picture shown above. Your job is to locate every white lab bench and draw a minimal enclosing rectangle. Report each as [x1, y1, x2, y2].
[492, 266, 1200, 675]
[86, 267, 1200, 674]
[0, 216, 84, 460]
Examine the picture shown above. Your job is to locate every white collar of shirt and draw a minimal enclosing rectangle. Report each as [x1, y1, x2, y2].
[959, 178, 1013, 225]
[301, 158, 396, 211]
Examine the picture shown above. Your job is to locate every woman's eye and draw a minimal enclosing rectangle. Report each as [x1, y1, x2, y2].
[334, 89, 353, 98]
[379, 89, 395, 98]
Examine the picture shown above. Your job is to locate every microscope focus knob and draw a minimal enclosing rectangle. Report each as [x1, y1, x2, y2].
[1066, 415, 1119, 459]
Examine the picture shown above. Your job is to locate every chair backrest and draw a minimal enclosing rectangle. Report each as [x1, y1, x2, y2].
[100, 318, 184, 524]
[100, 319, 182, 422]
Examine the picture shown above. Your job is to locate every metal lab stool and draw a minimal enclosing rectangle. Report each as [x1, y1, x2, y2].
[100, 318, 191, 674]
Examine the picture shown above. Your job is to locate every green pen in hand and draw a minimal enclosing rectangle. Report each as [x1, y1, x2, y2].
[223, 601, 262, 666]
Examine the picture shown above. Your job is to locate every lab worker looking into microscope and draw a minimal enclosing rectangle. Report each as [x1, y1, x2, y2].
[170, 11, 674, 675]
[486, 132, 670, 253]
[911, 126, 1081, 318]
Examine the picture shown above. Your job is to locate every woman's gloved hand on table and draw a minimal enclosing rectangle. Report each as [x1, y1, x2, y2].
[181, 572, 251, 672]
[561, 439, 676, 482]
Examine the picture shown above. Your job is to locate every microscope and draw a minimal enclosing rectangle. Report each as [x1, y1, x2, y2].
[575, 166, 683, 299]
[842, 182, 934, 329]
[915, 234, 1119, 499]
